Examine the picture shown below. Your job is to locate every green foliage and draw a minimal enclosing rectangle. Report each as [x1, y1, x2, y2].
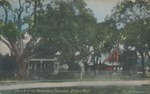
[33, 0, 97, 61]
[0, 0, 11, 8]
[112, 0, 150, 49]
[1, 22, 20, 41]
[93, 17, 119, 53]
[111, 0, 150, 75]
[0, 54, 17, 80]
[0, 21, 4, 34]
[0, 0, 123, 76]
[112, 0, 150, 52]
[112, 0, 150, 26]
[0, 0, 10, 5]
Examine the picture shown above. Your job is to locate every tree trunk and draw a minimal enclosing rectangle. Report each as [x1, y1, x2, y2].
[122, 51, 131, 73]
[146, 51, 150, 63]
[34, 0, 38, 24]
[93, 55, 98, 75]
[140, 51, 145, 76]
[16, 59, 28, 79]
[84, 62, 88, 74]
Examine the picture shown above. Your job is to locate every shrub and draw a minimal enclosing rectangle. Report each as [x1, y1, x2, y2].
[0, 54, 16, 80]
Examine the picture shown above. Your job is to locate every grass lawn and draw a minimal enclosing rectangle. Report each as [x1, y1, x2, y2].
[0, 85, 150, 94]
[0, 73, 150, 94]
[0, 73, 149, 85]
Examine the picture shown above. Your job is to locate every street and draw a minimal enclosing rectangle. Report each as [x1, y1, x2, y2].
[0, 80, 150, 90]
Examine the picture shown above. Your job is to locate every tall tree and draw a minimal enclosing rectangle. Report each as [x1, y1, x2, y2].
[111, 0, 150, 75]
[0, 0, 45, 78]
[35, 0, 97, 71]
[0, 0, 98, 77]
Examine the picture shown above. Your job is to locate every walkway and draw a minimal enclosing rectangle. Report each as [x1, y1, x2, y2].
[0, 80, 150, 90]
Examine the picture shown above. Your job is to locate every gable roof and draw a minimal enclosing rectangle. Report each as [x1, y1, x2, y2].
[103, 47, 121, 63]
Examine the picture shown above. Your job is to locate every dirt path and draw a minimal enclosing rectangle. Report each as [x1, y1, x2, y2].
[0, 80, 150, 90]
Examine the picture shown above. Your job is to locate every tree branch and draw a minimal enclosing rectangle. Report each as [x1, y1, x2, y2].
[0, 35, 12, 52]
[23, 52, 41, 63]
[9, 39, 20, 57]
[1, 4, 8, 23]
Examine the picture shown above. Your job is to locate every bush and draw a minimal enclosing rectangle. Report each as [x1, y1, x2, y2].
[0, 54, 16, 80]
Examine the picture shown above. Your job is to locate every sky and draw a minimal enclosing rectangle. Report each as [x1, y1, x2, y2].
[85, 0, 120, 22]
[0, 0, 120, 22]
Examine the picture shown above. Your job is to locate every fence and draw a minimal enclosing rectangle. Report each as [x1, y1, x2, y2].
[26, 69, 144, 81]
[0, 70, 146, 81]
